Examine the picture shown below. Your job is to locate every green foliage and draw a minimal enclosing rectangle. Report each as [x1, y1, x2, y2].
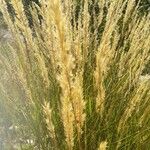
[139, 0, 150, 14]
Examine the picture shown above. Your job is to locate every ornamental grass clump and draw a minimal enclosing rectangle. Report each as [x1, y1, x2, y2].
[0, 0, 150, 149]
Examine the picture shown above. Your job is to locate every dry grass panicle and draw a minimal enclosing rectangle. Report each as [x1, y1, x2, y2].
[0, 0, 150, 149]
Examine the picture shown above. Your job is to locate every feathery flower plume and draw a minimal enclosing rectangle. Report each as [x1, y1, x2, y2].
[43, 102, 56, 140]
[44, 0, 86, 148]
[98, 141, 107, 150]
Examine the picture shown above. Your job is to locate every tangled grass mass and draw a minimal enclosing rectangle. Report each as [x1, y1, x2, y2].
[0, 0, 150, 149]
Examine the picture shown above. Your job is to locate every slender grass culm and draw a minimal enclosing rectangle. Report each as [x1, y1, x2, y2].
[0, 0, 150, 149]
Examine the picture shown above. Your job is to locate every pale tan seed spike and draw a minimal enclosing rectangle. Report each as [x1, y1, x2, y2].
[43, 102, 56, 140]
[117, 83, 149, 133]
[98, 141, 107, 150]
[10, 0, 33, 43]
[123, 0, 136, 25]
[82, 0, 90, 62]
[46, 1, 86, 149]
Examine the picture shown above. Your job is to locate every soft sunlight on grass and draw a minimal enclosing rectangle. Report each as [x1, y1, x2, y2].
[0, 0, 150, 149]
